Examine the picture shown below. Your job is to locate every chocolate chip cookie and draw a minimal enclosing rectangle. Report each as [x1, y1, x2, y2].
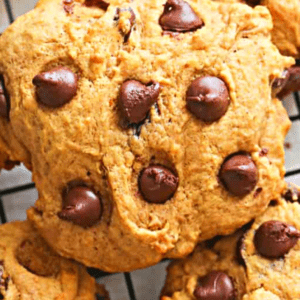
[0, 0, 293, 272]
[214, 0, 300, 58]
[0, 221, 109, 300]
[161, 184, 300, 299]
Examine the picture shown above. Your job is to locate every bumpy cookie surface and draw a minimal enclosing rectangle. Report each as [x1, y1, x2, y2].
[0, 221, 109, 300]
[161, 185, 300, 299]
[0, 0, 293, 272]
[214, 0, 300, 58]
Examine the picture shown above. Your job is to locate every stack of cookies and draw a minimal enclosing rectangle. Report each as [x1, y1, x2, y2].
[0, 0, 299, 299]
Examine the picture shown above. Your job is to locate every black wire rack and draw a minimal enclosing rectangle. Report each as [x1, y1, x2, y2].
[1, 2, 300, 300]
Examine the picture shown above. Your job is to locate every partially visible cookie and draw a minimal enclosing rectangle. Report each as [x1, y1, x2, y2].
[213, 0, 300, 58]
[0, 221, 108, 300]
[161, 185, 300, 299]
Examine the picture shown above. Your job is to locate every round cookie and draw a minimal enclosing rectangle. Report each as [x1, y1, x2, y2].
[0, 0, 293, 272]
[0, 221, 109, 300]
[161, 185, 300, 299]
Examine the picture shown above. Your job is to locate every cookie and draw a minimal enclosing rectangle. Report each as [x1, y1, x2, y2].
[213, 0, 300, 58]
[0, 0, 293, 272]
[0, 221, 109, 300]
[161, 185, 300, 299]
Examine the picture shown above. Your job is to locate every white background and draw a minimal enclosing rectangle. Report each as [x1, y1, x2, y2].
[1, 2, 300, 299]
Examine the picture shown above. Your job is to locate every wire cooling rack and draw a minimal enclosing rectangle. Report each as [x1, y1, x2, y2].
[1, 1, 300, 300]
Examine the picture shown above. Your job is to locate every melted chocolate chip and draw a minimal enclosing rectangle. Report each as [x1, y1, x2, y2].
[115, 7, 136, 43]
[33, 67, 78, 108]
[0, 75, 10, 119]
[95, 295, 106, 300]
[277, 66, 300, 99]
[159, 0, 204, 33]
[139, 165, 179, 203]
[119, 80, 160, 126]
[58, 186, 102, 227]
[193, 271, 236, 300]
[84, 0, 109, 10]
[219, 154, 258, 197]
[254, 220, 300, 258]
[186, 76, 230, 122]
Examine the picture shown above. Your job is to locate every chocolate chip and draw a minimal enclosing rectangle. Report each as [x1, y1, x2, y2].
[159, 0, 204, 33]
[58, 186, 102, 227]
[84, 0, 109, 10]
[0, 75, 10, 119]
[119, 80, 160, 126]
[277, 66, 300, 99]
[115, 7, 136, 43]
[245, 0, 261, 6]
[139, 165, 179, 204]
[186, 76, 230, 122]
[272, 70, 290, 98]
[219, 154, 258, 197]
[95, 295, 106, 300]
[283, 184, 300, 202]
[254, 220, 300, 258]
[193, 271, 236, 300]
[259, 148, 268, 157]
[63, 0, 74, 14]
[32, 67, 78, 108]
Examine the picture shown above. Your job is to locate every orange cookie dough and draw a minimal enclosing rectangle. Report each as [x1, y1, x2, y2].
[0, 221, 109, 300]
[0, 0, 293, 271]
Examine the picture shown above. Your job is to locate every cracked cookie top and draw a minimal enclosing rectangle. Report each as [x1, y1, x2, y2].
[0, 0, 294, 271]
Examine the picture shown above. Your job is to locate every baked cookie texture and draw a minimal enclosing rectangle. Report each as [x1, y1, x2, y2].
[0, 0, 294, 272]
[0, 221, 109, 300]
[161, 184, 300, 300]
[214, 0, 300, 58]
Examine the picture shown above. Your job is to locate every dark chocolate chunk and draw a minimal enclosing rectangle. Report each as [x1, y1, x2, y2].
[277, 66, 300, 99]
[84, 0, 109, 10]
[186, 76, 230, 122]
[115, 7, 136, 42]
[254, 220, 300, 258]
[119, 80, 160, 126]
[193, 271, 236, 300]
[33, 67, 78, 108]
[219, 154, 258, 197]
[59, 186, 102, 227]
[0, 75, 10, 119]
[159, 0, 204, 33]
[139, 165, 178, 204]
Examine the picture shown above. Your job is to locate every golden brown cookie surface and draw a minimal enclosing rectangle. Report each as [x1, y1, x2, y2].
[162, 185, 300, 299]
[214, 0, 300, 58]
[0, 221, 108, 300]
[0, 0, 293, 271]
